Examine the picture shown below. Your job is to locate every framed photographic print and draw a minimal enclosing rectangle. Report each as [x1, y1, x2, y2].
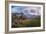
[5, 1, 45, 33]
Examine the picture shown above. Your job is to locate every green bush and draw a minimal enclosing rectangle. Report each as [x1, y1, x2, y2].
[12, 16, 41, 28]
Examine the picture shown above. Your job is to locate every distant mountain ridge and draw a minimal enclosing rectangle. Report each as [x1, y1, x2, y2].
[12, 13, 40, 19]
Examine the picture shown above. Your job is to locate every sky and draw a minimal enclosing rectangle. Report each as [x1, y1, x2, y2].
[11, 6, 26, 13]
[11, 6, 41, 16]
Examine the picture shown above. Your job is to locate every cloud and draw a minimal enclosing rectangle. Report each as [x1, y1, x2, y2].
[11, 6, 26, 13]
[11, 6, 41, 16]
